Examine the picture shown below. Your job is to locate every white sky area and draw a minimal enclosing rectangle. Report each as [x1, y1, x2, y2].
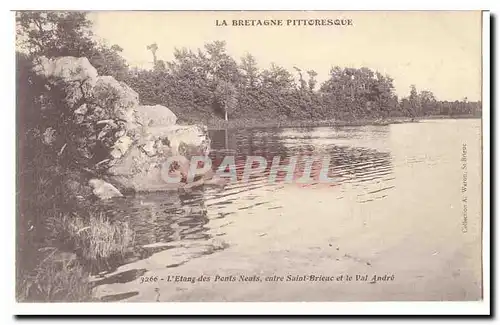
[89, 11, 482, 101]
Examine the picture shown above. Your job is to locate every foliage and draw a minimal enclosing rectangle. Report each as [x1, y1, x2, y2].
[46, 212, 134, 268]
[401, 85, 481, 117]
[16, 11, 136, 301]
[214, 80, 237, 120]
[16, 11, 129, 82]
[127, 41, 480, 123]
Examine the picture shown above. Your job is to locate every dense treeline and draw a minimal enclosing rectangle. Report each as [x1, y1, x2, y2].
[17, 12, 481, 127]
[127, 42, 482, 123]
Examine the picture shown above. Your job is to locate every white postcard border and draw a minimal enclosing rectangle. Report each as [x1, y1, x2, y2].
[3, 3, 492, 318]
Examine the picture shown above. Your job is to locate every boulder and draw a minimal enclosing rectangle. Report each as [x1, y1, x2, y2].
[32, 57, 142, 166]
[110, 135, 134, 160]
[136, 105, 177, 127]
[93, 76, 139, 113]
[33, 56, 98, 84]
[107, 125, 211, 192]
[148, 125, 211, 157]
[88, 179, 124, 200]
[32, 56, 98, 108]
[32, 56, 212, 194]
[92, 76, 141, 134]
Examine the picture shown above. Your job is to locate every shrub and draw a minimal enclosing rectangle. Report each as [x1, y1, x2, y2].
[47, 212, 135, 270]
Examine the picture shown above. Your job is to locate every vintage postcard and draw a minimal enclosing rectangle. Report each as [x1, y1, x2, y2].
[14, 10, 489, 314]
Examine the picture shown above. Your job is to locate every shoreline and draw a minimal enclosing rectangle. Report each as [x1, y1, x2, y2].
[179, 115, 480, 131]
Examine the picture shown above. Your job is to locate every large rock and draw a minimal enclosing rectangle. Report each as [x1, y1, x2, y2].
[32, 56, 211, 194]
[148, 125, 210, 156]
[33, 56, 98, 85]
[33, 56, 98, 108]
[136, 105, 177, 127]
[110, 135, 134, 160]
[88, 179, 123, 200]
[107, 125, 211, 192]
[93, 77, 139, 119]
[92, 76, 141, 137]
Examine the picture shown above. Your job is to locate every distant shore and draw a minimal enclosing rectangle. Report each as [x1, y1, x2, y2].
[180, 115, 480, 130]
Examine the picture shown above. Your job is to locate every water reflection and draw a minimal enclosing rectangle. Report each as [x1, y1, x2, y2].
[90, 120, 482, 301]
[208, 127, 394, 204]
[97, 126, 395, 280]
[104, 191, 210, 246]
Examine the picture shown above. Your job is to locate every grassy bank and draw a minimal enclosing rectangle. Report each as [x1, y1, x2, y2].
[181, 115, 480, 130]
[190, 117, 417, 130]
[17, 131, 137, 302]
[17, 205, 135, 302]
[414, 114, 482, 120]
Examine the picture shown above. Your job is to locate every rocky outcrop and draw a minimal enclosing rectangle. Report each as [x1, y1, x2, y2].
[107, 124, 210, 192]
[33, 56, 98, 108]
[136, 105, 178, 127]
[88, 179, 124, 200]
[33, 56, 211, 198]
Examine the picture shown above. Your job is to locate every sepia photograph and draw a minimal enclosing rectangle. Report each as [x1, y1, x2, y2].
[13, 9, 489, 313]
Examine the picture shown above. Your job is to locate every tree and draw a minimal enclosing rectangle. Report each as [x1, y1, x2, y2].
[204, 41, 240, 84]
[155, 60, 166, 71]
[147, 43, 158, 67]
[16, 11, 94, 58]
[262, 63, 295, 90]
[293, 66, 307, 91]
[409, 85, 421, 116]
[319, 66, 399, 118]
[419, 90, 437, 115]
[88, 43, 129, 81]
[214, 80, 238, 121]
[306, 70, 318, 91]
[240, 53, 259, 88]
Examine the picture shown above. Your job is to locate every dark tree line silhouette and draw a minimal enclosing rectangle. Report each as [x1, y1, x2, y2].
[127, 42, 481, 123]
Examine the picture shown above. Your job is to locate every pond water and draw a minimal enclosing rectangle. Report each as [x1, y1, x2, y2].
[93, 119, 483, 302]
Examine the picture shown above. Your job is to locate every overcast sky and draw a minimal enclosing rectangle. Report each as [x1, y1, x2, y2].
[89, 11, 482, 101]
